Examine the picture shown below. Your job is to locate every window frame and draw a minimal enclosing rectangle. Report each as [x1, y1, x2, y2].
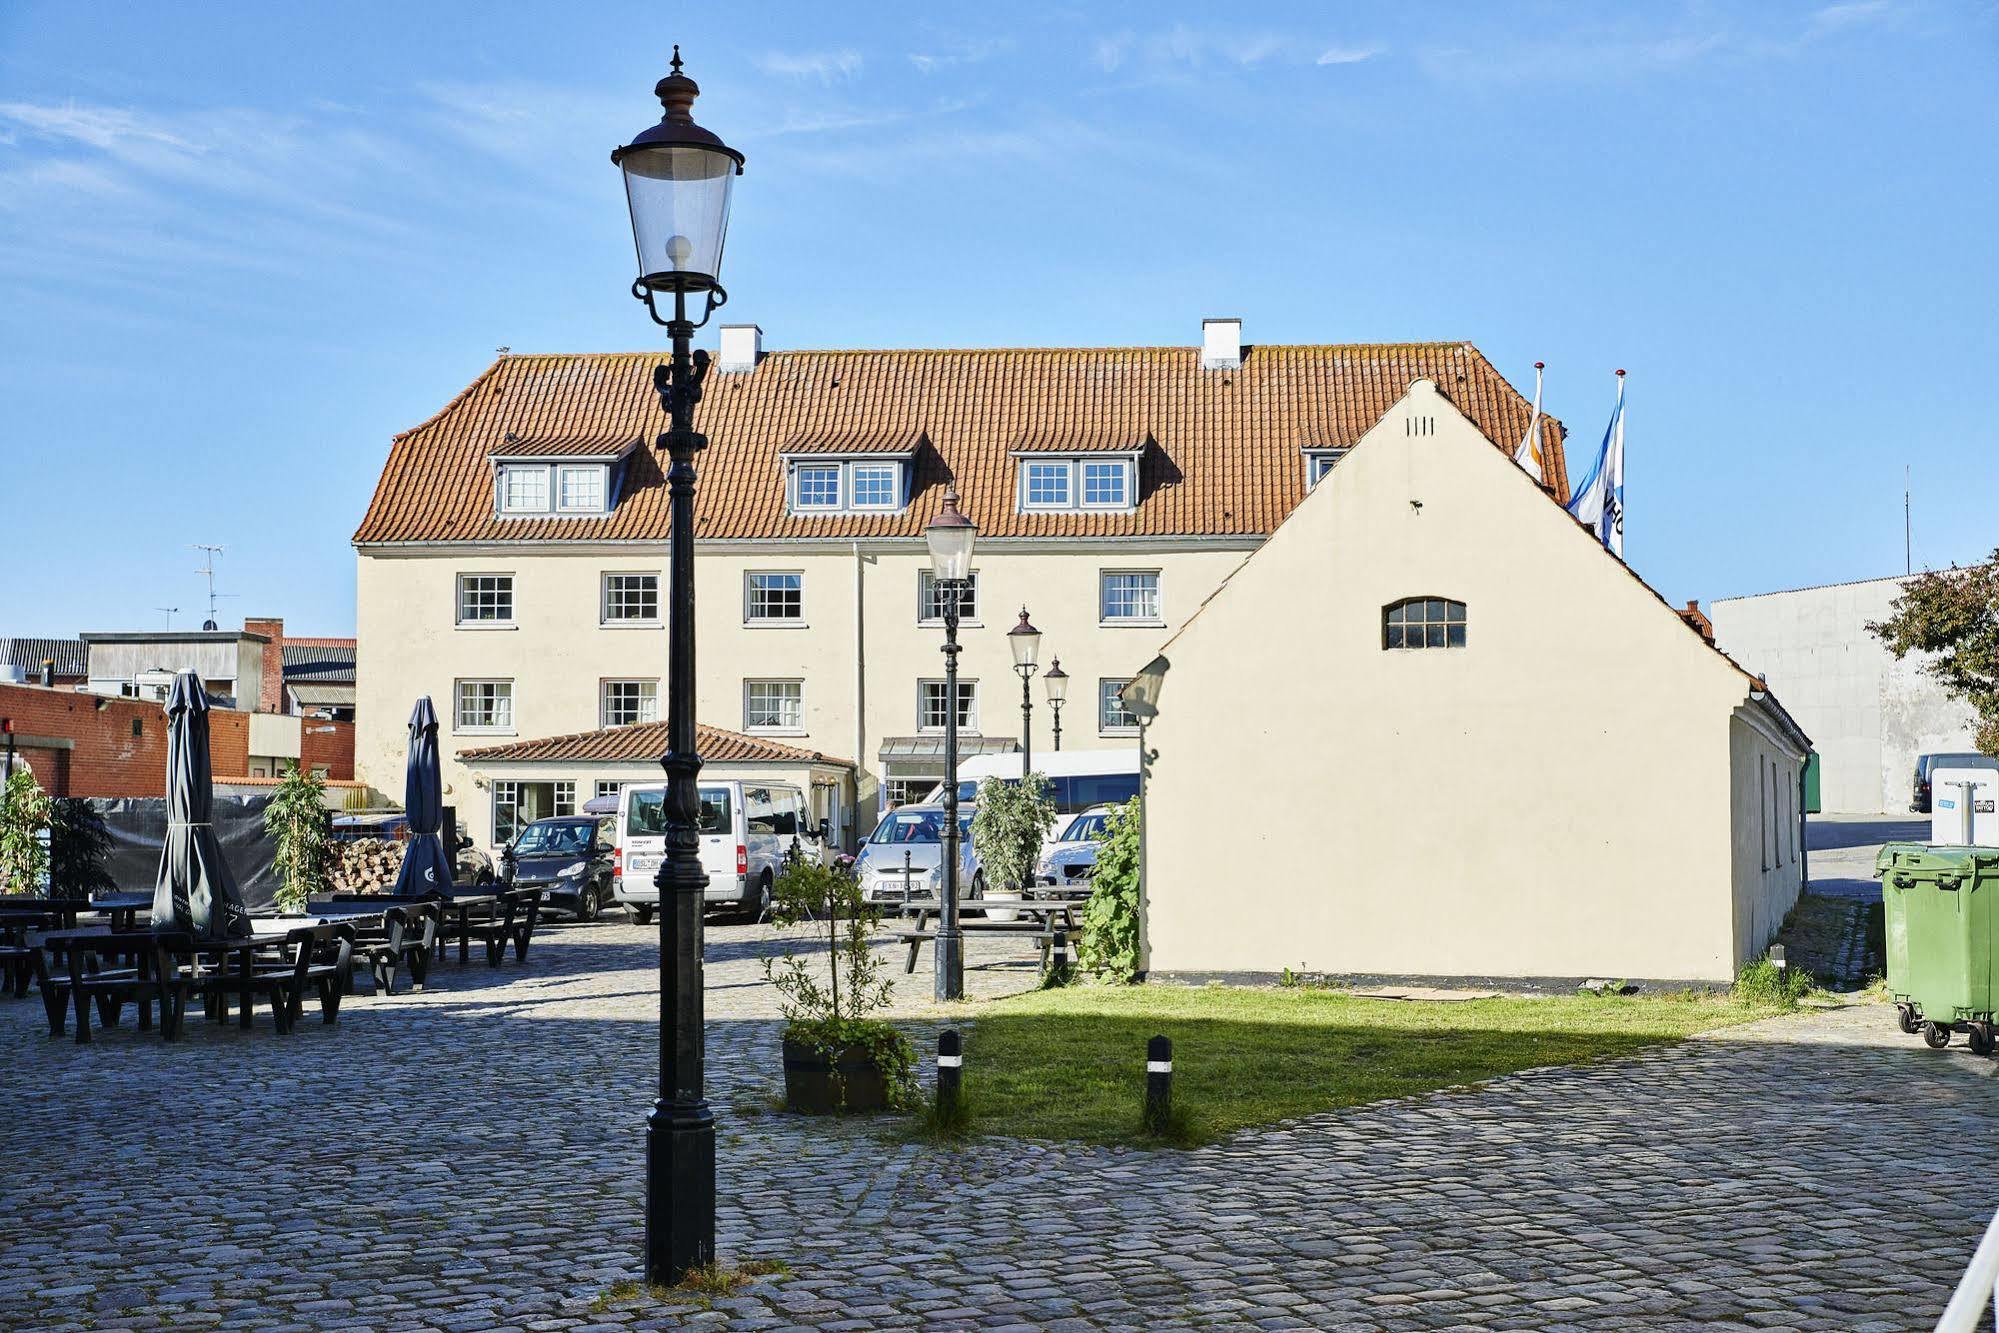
[455, 572, 516, 628]
[497, 464, 551, 515]
[600, 571, 662, 627]
[917, 678, 979, 734]
[453, 678, 515, 734]
[786, 459, 908, 515]
[917, 569, 981, 625]
[1099, 569, 1163, 626]
[1381, 597, 1468, 650]
[1305, 449, 1349, 487]
[600, 678, 659, 728]
[744, 570, 806, 626]
[744, 679, 805, 734]
[1079, 458, 1132, 509]
[791, 463, 842, 512]
[846, 462, 901, 512]
[555, 463, 608, 514]
[1021, 459, 1074, 511]
[1098, 677, 1138, 735]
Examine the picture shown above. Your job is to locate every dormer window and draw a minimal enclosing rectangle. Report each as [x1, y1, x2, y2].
[488, 436, 637, 519]
[1009, 430, 1146, 514]
[779, 428, 922, 516]
[1304, 448, 1349, 487]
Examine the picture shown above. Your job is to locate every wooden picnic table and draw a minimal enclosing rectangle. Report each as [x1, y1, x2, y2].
[891, 896, 1081, 976]
[0, 894, 151, 931]
[40, 925, 309, 1043]
[329, 889, 504, 965]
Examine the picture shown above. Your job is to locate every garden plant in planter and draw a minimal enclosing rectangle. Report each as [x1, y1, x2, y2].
[764, 852, 915, 1114]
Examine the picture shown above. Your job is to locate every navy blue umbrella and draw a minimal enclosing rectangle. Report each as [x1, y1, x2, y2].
[392, 696, 455, 897]
[152, 671, 251, 938]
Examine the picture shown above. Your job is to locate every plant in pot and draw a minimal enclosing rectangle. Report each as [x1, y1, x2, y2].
[48, 798, 117, 902]
[764, 851, 915, 1114]
[0, 769, 53, 896]
[264, 762, 331, 914]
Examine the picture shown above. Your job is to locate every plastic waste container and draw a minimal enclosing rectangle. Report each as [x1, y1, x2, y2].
[1876, 842, 1999, 1054]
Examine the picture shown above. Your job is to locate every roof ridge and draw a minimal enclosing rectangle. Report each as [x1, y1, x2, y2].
[485, 340, 1478, 361]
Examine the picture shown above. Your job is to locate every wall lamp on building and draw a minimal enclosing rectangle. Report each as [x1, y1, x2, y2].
[1043, 657, 1068, 751]
[612, 43, 743, 1288]
[1009, 608, 1043, 791]
[925, 485, 977, 1002]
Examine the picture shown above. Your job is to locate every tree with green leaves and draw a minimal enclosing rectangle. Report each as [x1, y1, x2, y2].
[264, 763, 331, 914]
[1077, 796, 1142, 982]
[1868, 552, 1999, 754]
[970, 773, 1055, 893]
[0, 769, 53, 895]
[48, 799, 118, 901]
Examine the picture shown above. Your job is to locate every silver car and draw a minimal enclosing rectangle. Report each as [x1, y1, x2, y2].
[854, 805, 982, 911]
[1035, 805, 1114, 894]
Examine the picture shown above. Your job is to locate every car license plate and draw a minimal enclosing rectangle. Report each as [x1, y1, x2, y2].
[631, 855, 661, 873]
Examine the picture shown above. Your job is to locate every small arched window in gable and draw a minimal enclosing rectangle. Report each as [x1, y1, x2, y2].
[1383, 598, 1466, 650]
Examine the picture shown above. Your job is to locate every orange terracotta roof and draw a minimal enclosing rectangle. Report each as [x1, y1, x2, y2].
[489, 432, 642, 459]
[354, 342, 1568, 545]
[458, 720, 853, 768]
[1009, 427, 1151, 454]
[778, 427, 927, 456]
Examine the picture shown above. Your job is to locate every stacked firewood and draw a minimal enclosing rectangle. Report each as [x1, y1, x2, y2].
[328, 838, 405, 894]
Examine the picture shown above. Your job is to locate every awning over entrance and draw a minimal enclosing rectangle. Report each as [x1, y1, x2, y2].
[877, 735, 1018, 762]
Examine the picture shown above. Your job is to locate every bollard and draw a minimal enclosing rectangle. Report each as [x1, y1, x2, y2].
[937, 1028, 963, 1120]
[1769, 944, 1788, 989]
[1143, 1034, 1172, 1135]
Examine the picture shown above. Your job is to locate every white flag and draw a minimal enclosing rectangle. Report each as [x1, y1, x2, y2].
[1566, 370, 1626, 558]
[1513, 361, 1546, 484]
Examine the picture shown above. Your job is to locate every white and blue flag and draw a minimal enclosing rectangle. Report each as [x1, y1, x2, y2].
[1566, 370, 1625, 558]
[1513, 360, 1546, 484]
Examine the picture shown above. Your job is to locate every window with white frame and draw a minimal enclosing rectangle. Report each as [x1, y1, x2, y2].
[454, 679, 514, 732]
[1382, 597, 1467, 649]
[880, 777, 932, 809]
[602, 572, 660, 624]
[745, 680, 804, 732]
[456, 573, 514, 624]
[499, 465, 549, 513]
[745, 571, 804, 623]
[493, 781, 522, 844]
[595, 780, 623, 801]
[1099, 678, 1138, 734]
[787, 459, 906, 515]
[918, 569, 979, 623]
[1018, 456, 1136, 512]
[554, 781, 576, 817]
[1305, 449, 1348, 486]
[601, 679, 658, 727]
[557, 464, 607, 512]
[918, 679, 978, 733]
[1099, 570, 1161, 624]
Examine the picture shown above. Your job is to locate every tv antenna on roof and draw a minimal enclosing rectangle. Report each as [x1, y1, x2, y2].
[192, 544, 235, 630]
[156, 606, 180, 630]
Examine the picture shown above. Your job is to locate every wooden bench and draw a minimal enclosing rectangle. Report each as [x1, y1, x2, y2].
[343, 901, 440, 995]
[891, 919, 1072, 977]
[461, 887, 543, 967]
[40, 930, 193, 1044]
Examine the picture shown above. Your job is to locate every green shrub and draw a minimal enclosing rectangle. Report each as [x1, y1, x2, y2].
[970, 773, 1055, 892]
[0, 769, 52, 895]
[264, 763, 331, 913]
[48, 799, 117, 901]
[1736, 957, 1816, 1009]
[1077, 796, 1141, 982]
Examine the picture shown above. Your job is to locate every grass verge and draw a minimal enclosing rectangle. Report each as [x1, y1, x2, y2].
[954, 983, 1780, 1146]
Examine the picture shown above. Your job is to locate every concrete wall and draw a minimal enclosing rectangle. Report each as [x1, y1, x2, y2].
[83, 635, 269, 709]
[355, 541, 1248, 852]
[1140, 380, 1802, 986]
[1711, 576, 1977, 813]
[1729, 708, 1808, 962]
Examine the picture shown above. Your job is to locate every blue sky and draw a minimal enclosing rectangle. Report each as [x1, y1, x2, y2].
[1, 1, 1993, 637]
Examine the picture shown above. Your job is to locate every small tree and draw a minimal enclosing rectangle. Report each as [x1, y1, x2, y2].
[763, 852, 913, 1106]
[48, 799, 117, 901]
[264, 763, 331, 914]
[1077, 797, 1142, 982]
[1868, 552, 1999, 754]
[970, 774, 1055, 892]
[0, 769, 53, 896]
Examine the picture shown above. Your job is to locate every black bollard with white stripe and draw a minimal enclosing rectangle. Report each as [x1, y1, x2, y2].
[937, 1029, 963, 1118]
[1143, 1034, 1172, 1135]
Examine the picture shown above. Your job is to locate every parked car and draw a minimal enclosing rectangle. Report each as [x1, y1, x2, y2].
[615, 780, 829, 922]
[329, 810, 495, 885]
[501, 815, 617, 921]
[1035, 804, 1114, 893]
[853, 804, 983, 913]
[1913, 752, 1999, 813]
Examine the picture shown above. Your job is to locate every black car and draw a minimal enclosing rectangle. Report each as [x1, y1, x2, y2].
[329, 811, 496, 885]
[501, 816, 617, 921]
[1912, 752, 1999, 813]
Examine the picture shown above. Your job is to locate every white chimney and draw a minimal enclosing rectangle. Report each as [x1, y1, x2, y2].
[1201, 317, 1242, 371]
[718, 323, 762, 374]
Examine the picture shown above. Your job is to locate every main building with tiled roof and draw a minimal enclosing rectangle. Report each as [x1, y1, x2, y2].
[353, 321, 1568, 852]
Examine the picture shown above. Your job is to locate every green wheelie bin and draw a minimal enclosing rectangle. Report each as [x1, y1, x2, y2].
[1876, 842, 1999, 1053]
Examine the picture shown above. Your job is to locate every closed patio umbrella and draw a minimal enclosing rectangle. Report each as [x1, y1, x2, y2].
[152, 670, 251, 938]
[392, 696, 454, 897]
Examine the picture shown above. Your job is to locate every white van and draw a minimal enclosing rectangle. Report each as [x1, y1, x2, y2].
[614, 780, 825, 922]
[923, 748, 1141, 817]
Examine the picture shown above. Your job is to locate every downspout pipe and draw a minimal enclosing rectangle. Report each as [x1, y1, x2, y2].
[852, 541, 865, 852]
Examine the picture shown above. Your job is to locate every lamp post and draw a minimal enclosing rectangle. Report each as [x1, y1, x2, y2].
[1008, 608, 1042, 792]
[1043, 657, 1068, 751]
[925, 486, 977, 1002]
[612, 46, 743, 1286]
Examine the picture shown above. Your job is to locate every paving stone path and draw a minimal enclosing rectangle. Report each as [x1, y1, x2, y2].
[3, 917, 1994, 1331]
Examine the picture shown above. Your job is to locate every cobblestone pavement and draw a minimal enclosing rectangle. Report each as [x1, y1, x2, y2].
[3, 917, 1995, 1332]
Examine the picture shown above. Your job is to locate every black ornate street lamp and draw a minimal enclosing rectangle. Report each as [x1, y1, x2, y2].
[612, 45, 743, 1286]
[1008, 608, 1043, 792]
[1043, 657, 1068, 751]
[925, 486, 977, 1001]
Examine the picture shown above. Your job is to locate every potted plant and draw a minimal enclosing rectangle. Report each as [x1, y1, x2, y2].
[48, 798, 117, 902]
[264, 762, 331, 914]
[0, 769, 52, 896]
[764, 852, 914, 1114]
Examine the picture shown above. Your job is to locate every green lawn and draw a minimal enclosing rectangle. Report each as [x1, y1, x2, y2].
[951, 983, 1780, 1145]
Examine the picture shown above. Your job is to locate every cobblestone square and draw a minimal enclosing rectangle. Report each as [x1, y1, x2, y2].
[2, 916, 1994, 1331]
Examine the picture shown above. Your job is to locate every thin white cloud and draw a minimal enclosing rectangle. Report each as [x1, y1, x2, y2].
[908, 37, 1012, 75]
[1316, 44, 1383, 67]
[1811, 0, 1894, 31]
[755, 49, 864, 83]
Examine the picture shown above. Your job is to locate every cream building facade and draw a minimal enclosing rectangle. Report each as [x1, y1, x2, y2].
[1136, 380, 1809, 987]
[353, 326, 1568, 854]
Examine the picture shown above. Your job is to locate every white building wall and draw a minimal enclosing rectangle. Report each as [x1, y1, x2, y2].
[1710, 576, 1977, 813]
